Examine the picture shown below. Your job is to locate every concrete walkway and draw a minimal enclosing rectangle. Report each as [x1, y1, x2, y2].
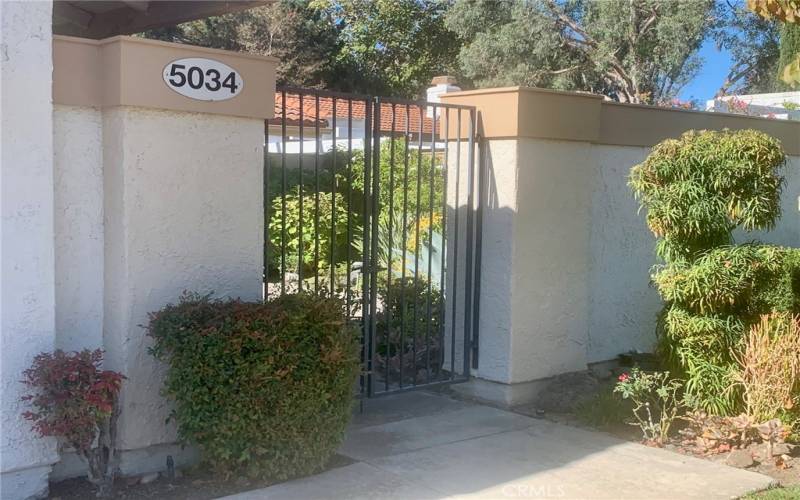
[223, 391, 775, 500]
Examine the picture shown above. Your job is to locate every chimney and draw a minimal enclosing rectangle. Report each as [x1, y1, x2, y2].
[426, 76, 460, 118]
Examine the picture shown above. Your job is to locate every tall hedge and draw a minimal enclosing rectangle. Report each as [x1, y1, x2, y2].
[630, 129, 799, 415]
[148, 293, 360, 479]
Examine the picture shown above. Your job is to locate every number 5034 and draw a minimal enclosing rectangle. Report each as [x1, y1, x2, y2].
[167, 63, 239, 93]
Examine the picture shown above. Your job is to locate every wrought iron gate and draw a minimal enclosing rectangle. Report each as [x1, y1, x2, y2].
[265, 86, 482, 397]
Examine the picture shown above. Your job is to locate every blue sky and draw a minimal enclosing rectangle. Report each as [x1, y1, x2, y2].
[678, 39, 734, 104]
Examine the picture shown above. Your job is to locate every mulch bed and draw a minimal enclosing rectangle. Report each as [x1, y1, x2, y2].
[48, 454, 355, 500]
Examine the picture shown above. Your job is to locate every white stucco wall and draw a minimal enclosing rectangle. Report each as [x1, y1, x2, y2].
[472, 140, 516, 383]
[474, 138, 800, 389]
[745, 155, 800, 247]
[54, 105, 104, 352]
[0, 2, 59, 499]
[587, 145, 659, 363]
[510, 139, 593, 382]
[588, 149, 799, 364]
[101, 106, 264, 453]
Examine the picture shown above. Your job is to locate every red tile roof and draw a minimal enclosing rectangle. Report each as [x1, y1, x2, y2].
[269, 93, 439, 135]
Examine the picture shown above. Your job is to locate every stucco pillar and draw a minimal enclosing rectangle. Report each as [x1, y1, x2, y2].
[50, 36, 276, 477]
[440, 88, 601, 406]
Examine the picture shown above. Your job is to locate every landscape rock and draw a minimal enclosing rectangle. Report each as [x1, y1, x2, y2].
[726, 449, 754, 468]
[772, 443, 793, 456]
[752, 442, 794, 461]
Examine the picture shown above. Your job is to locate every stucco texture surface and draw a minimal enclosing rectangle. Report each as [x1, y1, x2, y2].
[54, 105, 105, 352]
[474, 140, 516, 383]
[101, 107, 264, 450]
[588, 148, 799, 364]
[587, 145, 658, 363]
[474, 137, 799, 386]
[1, 1, 59, 498]
[510, 139, 594, 382]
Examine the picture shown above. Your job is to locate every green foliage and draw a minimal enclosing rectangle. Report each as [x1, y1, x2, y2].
[630, 130, 786, 262]
[375, 277, 444, 384]
[653, 245, 790, 314]
[143, 0, 459, 97]
[142, 0, 779, 102]
[745, 485, 800, 500]
[148, 293, 360, 479]
[446, 0, 714, 104]
[630, 129, 797, 415]
[779, 22, 800, 88]
[321, 0, 462, 96]
[268, 190, 357, 276]
[267, 139, 444, 279]
[342, 139, 444, 232]
[715, 3, 782, 95]
[614, 368, 683, 444]
[141, 1, 345, 89]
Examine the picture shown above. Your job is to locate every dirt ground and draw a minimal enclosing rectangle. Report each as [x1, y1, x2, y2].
[508, 373, 800, 489]
[48, 455, 354, 500]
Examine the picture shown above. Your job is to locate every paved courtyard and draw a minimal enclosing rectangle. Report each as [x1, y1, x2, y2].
[224, 390, 775, 500]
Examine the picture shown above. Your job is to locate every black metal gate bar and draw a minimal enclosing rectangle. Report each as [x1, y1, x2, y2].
[463, 109, 476, 376]
[361, 97, 372, 397]
[265, 87, 481, 398]
[471, 132, 485, 369]
[425, 104, 436, 384]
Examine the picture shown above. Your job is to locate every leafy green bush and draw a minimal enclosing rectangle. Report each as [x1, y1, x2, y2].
[340, 140, 444, 226]
[148, 293, 360, 479]
[268, 190, 359, 276]
[267, 139, 445, 281]
[630, 129, 798, 415]
[375, 277, 443, 384]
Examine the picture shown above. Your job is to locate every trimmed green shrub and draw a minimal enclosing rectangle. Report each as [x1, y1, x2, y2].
[266, 139, 444, 279]
[268, 190, 357, 277]
[148, 293, 360, 479]
[630, 129, 799, 415]
[375, 277, 444, 385]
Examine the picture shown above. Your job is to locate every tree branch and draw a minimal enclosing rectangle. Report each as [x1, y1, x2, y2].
[548, 65, 581, 75]
[544, 0, 640, 102]
[716, 58, 757, 96]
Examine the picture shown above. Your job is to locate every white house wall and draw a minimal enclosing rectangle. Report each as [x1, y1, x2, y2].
[1, 2, 59, 498]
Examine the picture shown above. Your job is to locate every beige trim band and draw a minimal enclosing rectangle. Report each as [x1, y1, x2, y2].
[440, 87, 800, 155]
[54, 35, 277, 120]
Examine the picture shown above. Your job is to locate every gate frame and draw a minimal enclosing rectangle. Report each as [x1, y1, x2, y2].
[266, 86, 483, 398]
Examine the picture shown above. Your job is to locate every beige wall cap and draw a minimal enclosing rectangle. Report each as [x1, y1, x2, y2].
[441, 87, 800, 155]
[54, 35, 277, 119]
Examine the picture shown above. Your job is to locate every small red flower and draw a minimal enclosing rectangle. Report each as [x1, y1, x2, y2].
[618, 373, 629, 382]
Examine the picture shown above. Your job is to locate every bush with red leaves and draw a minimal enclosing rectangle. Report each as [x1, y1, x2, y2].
[21, 349, 124, 496]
